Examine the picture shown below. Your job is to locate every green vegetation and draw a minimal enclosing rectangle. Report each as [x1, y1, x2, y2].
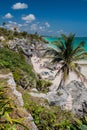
[0, 47, 51, 92]
[23, 91, 87, 130]
[0, 27, 43, 41]
[45, 33, 87, 88]
[0, 81, 29, 130]
[0, 47, 36, 89]
[23, 94, 72, 130]
[36, 79, 52, 93]
[0, 28, 14, 40]
[1, 27, 87, 130]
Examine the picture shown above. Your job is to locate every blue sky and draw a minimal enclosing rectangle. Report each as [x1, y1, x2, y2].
[0, 0, 87, 36]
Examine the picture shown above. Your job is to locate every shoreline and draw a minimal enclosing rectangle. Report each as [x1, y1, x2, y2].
[31, 55, 87, 90]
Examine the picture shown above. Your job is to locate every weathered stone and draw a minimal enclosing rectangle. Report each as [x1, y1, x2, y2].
[0, 72, 38, 130]
[47, 80, 87, 115]
[7, 73, 24, 107]
[6, 38, 46, 59]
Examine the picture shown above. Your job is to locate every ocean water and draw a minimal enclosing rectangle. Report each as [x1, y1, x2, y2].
[43, 37, 87, 51]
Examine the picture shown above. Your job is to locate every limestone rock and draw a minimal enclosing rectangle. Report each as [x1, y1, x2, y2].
[0, 72, 38, 130]
[7, 73, 24, 107]
[47, 80, 87, 115]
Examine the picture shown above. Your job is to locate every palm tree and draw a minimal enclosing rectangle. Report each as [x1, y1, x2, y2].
[14, 27, 18, 32]
[2, 22, 6, 28]
[45, 33, 87, 89]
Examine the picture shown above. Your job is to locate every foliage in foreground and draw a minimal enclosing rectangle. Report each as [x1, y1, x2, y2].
[0, 82, 29, 130]
[23, 91, 87, 130]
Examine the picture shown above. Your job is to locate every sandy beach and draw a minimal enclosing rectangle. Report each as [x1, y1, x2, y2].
[31, 55, 87, 90]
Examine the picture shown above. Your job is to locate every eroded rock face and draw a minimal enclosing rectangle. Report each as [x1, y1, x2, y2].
[65, 81, 87, 115]
[7, 38, 46, 58]
[0, 72, 38, 130]
[47, 80, 87, 115]
[7, 73, 24, 107]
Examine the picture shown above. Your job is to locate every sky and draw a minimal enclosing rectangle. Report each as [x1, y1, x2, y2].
[0, 0, 87, 36]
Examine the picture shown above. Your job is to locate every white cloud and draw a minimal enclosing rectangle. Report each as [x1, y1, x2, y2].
[25, 21, 30, 24]
[8, 21, 23, 27]
[6, 21, 24, 32]
[57, 29, 67, 36]
[39, 26, 45, 31]
[22, 14, 35, 22]
[30, 24, 38, 31]
[7, 21, 17, 28]
[57, 29, 64, 34]
[45, 22, 50, 27]
[9, 21, 17, 24]
[30, 23, 46, 32]
[4, 13, 13, 19]
[18, 24, 23, 27]
[39, 26, 43, 30]
[12, 2, 28, 9]
[22, 23, 29, 26]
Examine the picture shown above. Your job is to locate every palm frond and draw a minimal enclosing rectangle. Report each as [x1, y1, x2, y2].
[70, 62, 86, 81]
[72, 52, 87, 61]
[72, 41, 85, 56]
[44, 33, 87, 88]
[64, 33, 75, 49]
[46, 43, 61, 52]
[61, 34, 68, 42]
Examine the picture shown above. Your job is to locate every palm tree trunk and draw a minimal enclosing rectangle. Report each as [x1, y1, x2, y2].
[57, 79, 64, 90]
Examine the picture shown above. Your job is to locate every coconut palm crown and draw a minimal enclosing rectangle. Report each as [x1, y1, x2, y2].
[45, 33, 87, 88]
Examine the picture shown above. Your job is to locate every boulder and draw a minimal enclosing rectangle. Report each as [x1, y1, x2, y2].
[47, 80, 87, 115]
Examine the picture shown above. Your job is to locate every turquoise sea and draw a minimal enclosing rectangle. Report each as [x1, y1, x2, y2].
[43, 37, 87, 51]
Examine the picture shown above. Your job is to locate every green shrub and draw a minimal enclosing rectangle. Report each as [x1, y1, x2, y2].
[23, 92, 37, 113]
[32, 106, 57, 130]
[0, 47, 36, 88]
[36, 79, 52, 93]
[23, 91, 75, 130]
[0, 82, 29, 130]
[23, 92, 56, 130]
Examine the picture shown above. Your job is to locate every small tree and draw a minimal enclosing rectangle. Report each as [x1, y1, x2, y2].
[45, 33, 87, 89]
[2, 22, 6, 28]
